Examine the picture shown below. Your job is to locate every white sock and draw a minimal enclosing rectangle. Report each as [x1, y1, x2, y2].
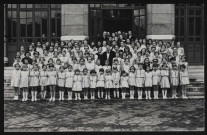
[140, 90, 143, 98]
[35, 91, 37, 99]
[130, 90, 132, 98]
[148, 91, 151, 98]
[165, 90, 167, 98]
[62, 91, 64, 99]
[101, 91, 103, 98]
[113, 91, 116, 97]
[98, 91, 100, 98]
[59, 91, 62, 99]
[117, 90, 119, 98]
[22, 92, 25, 100]
[68, 92, 70, 99]
[145, 91, 148, 99]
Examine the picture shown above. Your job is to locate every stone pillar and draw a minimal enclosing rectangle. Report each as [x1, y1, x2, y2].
[146, 4, 175, 40]
[61, 4, 89, 41]
[4, 4, 8, 66]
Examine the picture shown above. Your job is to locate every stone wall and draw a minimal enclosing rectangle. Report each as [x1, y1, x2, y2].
[146, 4, 175, 40]
[61, 4, 88, 41]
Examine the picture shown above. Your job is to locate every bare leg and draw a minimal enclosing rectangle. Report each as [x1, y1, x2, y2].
[162, 89, 165, 99]
[145, 88, 148, 99]
[148, 88, 151, 99]
[53, 85, 56, 101]
[49, 86, 53, 101]
[62, 88, 64, 100]
[101, 88, 103, 98]
[34, 87, 37, 101]
[140, 88, 143, 99]
[59, 87, 62, 100]
[164, 89, 167, 99]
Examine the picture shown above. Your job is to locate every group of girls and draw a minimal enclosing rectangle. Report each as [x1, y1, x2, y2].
[10, 31, 190, 101]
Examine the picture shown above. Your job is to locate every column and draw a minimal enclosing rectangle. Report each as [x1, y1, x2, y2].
[146, 4, 175, 40]
[4, 4, 8, 66]
[61, 4, 88, 41]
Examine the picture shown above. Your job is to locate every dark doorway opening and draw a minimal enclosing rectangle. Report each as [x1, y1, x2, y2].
[103, 9, 132, 33]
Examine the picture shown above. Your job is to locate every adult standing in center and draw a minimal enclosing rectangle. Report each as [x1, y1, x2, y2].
[102, 44, 116, 67]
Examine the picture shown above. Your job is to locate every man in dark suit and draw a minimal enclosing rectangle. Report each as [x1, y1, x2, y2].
[102, 44, 116, 67]
[96, 47, 104, 66]
[100, 31, 109, 42]
[128, 31, 135, 42]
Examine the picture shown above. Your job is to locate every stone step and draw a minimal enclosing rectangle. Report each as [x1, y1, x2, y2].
[189, 77, 204, 82]
[189, 74, 204, 77]
[187, 87, 204, 92]
[188, 96, 204, 99]
[4, 89, 15, 92]
[4, 67, 13, 70]
[189, 78, 197, 82]
[189, 82, 204, 87]
[189, 70, 204, 73]
[4, 79, 11, 83]
[186, 91, 204, 96]
[4, 86, 14, 90]
[4, 93, 15, 98]
[5, 96, 204, 100]
[4, 83, 11, 86]
[188, 65, 204, 69]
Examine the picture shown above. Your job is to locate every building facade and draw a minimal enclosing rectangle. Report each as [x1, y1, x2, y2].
[4, 4, 204, 66]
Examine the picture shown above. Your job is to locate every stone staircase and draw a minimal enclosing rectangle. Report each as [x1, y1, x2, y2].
[4, 66, 204, 100]
[187, 66, 204, 99]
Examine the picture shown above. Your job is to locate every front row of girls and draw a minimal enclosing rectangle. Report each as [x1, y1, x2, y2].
[11, 61, 189, 101]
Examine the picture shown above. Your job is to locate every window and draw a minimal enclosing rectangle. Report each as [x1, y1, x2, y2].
[51, 5, 61, 41]
[7, 4, 17, 42]
[133, 4, 146, 38]
[6, 4, 61, 44]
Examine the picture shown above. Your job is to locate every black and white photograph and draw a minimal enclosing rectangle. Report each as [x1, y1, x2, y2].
[4, 3, 205, 132]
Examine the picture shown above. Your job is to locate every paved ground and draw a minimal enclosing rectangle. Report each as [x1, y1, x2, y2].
[4, 99, 204, 132]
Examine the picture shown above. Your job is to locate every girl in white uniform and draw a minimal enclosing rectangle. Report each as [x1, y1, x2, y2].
[72, 69, 82, 100]
[160, 64, 170, 99]
[57, 66, 66, 101]
[95, 59, 103, 75]
[47, 64, 57, 102]
[86, 56, 95, 73]
[112, 59, 121, 72]
[79, 58, 86, 74]
[122, 58, 131, 73]
[20, 65, 30, 101]
[39, 65, 48, 100]
[105, 69, 113, 99]
[30, 64, 40, 101]
[144, 66, 153, 99]
[152, 64, 161, 99]
[170, 64, 179, 98]
[82, 68, 90, 100]
[135, 63, 145, 99]
[103, 60, 111, 73]
[120, 71, 129, 99]
[90, 70, 97, 99]
[65, 65, 74, 100]
[97, 68, 105, 99]
[112, 67, 120, 99]
[128, 66, 136, 99]
[11, 63, 21, 100]
[179, 64, 190, 99]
